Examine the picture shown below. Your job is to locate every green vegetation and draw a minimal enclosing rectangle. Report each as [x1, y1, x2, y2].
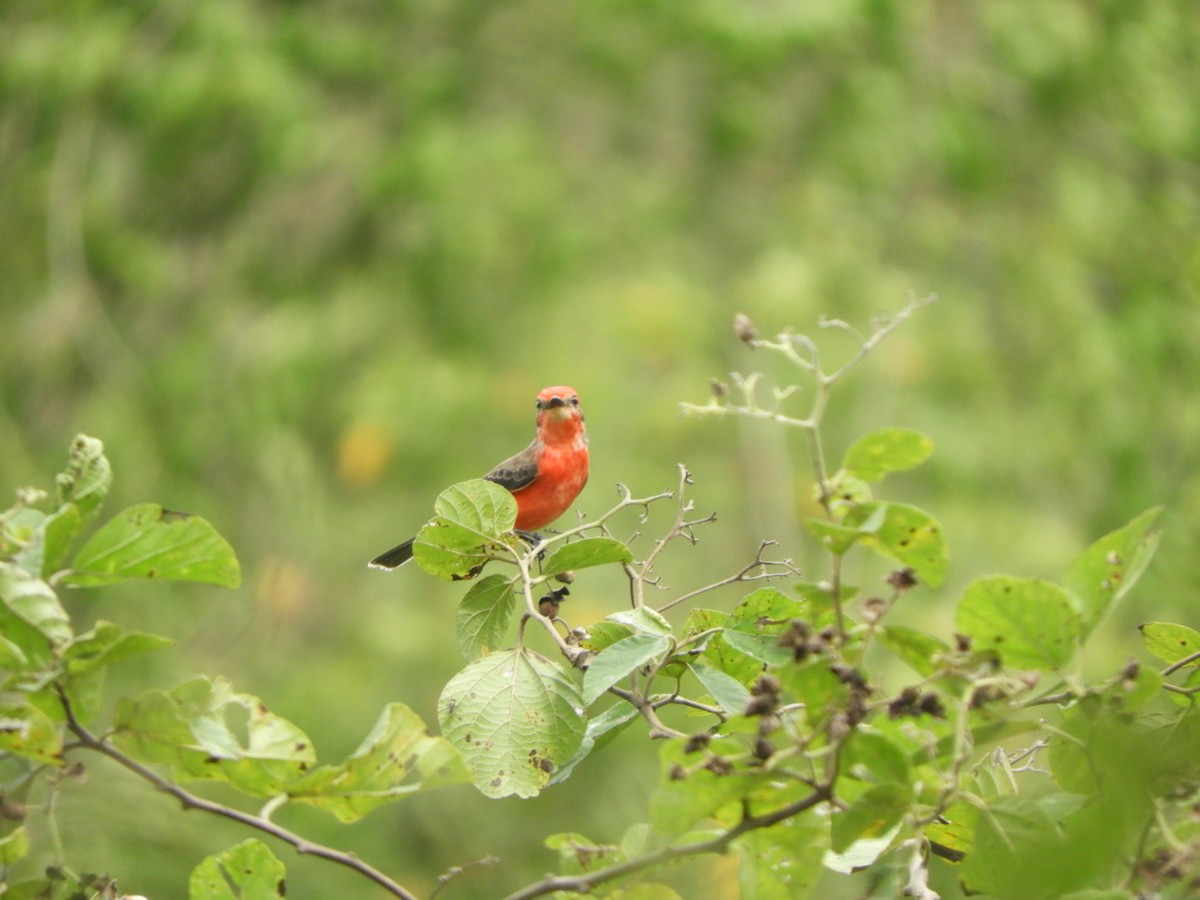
[2, 1, 1198, 897]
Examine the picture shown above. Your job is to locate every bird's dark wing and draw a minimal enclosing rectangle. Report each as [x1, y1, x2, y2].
[483, 441, 540, 493]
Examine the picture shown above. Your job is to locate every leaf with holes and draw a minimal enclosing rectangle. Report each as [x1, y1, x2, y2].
[439, 649, 584, 798]
[288, 703, 468, 821]
[114, 677, 315, 796]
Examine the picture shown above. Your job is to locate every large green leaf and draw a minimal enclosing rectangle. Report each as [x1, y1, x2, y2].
[288, 703, 468, 821]
[114, 677, 315, 796]
[54, 434, 111, 522]
[189, 839, 286, 899]
[438, 648, 585, 798]
[412, 479, 517, 579]
[456, 574, 517, 660]
[65, 503, 241, 588]
[1063, 507, 1162, 636]
[956, 575, 1081, 671]
[541, 537, 632, 575]
[582, 633, 672, 705]
[840, 428, 934, 482]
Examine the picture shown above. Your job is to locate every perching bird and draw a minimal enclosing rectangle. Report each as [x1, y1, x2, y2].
[368, 385, 589, 569]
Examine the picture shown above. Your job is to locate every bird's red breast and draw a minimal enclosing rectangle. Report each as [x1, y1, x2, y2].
[513, 386, 588, 530]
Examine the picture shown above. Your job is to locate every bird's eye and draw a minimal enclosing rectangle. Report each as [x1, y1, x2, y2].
[569, 396, 579, 406]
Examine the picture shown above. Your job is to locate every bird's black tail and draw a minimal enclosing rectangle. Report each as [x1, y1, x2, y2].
[368, 538, 415, 570]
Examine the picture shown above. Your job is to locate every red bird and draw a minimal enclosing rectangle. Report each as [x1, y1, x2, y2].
[368, 385, 589, 569]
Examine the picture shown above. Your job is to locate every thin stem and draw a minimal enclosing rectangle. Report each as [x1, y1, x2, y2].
[655, 541, 799, 614]
[502, 784, 832, 900]
[58, 692, 417, 900]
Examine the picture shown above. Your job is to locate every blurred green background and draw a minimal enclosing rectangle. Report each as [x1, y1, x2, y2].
[3, 0, 1198, 896]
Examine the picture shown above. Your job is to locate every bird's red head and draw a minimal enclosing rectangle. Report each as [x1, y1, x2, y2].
[535, 386, 582, 415]
[534, 386, 585, 440]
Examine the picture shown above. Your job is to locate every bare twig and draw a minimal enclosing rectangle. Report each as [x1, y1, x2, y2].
[655, 540, 800, 613]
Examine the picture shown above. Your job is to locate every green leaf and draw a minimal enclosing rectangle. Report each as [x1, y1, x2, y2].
[1063, 507, 1162, 636]
[583, 634, 672, 705]
[0, 825, 29, 865]
[830, 782, 910, 853]
[806, 517, 871, 555]
[66, 620, 174, 676]
[439, 648, 585, 798]
[549, 702, 640, 786]
[956, 575, 1081, 670]
[1139, 621, 1200, 667]
[189, 839, 286, 899]
[54, 434, 111, 522]
[608, 606, 673, 637]
[456, 574, 517, 661]
[13, 505, 83, 579]
[114, 677, 315, 796]
[580, 620, 635, 652]
[841, 428, 933, 481]
[544, 831, 621, 875]
[777, 659, 847, 727]
[541, 537, 632, 575]
[0, 702, 63, 765]
[65, 504, 241, 588]
[689, 661, 751, 715]
[412, 479, 517, 579]
[735, 816, 828, 900]
[877, 626, 951, 678]
[650, 738, 766, 835]
[0, 566, 71, 645]
[727, 587, 808, 630]
[60, 621, 175, 724]
[845, 728, 912, 786]
[720, 629, 793, 667]
[288, 703, 468, 821]
[845, 502, 948, 587]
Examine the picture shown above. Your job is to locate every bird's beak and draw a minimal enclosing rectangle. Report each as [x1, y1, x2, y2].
[544, 396, 567, 409]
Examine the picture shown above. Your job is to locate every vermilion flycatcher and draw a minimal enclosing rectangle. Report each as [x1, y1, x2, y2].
[368, 385, 589, 569]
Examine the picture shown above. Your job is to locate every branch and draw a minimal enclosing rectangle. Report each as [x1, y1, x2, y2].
[655, 540, 800, 613]
[502, 784, 832, 900]
[58, 691, 418, 900]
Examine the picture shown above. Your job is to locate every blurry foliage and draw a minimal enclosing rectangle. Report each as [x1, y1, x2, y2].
[1, 0, 1198, 895]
